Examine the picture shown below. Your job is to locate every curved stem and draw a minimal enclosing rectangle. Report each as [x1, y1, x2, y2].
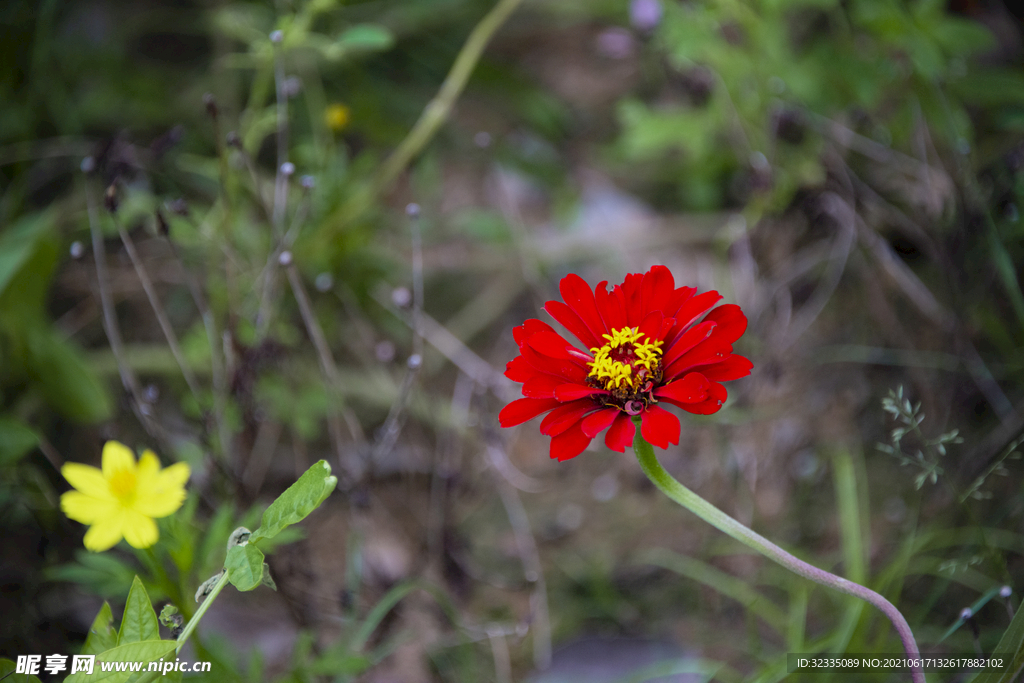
[331, 0, 524, 229]
[175, 570, 230, 654]
[631, 424, 924, 683]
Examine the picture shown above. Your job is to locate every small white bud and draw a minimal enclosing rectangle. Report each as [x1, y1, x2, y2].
[269, 30, 283, 44]
[278, 250, 293, 266]
[280, 161, 295, 176]
[70, 241, 85, 259]
[391, 286, 412, 308]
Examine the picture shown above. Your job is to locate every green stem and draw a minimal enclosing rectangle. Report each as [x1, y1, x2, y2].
[175, 570, 230, 655]
[631, 422, 925, 683]
[331, 0, 524, 228]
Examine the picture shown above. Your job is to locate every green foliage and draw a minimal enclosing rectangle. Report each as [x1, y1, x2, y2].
[0, 659, 43, 683]
[877, 386, 963, 489]
[613, 0, 1022, 212]
[0, 211, 111, 428]
[117, 577, 161, 646]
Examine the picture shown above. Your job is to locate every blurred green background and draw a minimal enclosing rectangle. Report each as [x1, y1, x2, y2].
[3, 0, 1024, 680]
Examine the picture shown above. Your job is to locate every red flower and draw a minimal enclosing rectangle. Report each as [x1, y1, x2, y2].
[499, 266, 752, 461]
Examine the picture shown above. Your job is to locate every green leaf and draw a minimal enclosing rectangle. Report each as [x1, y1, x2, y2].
[0, 417, 40, 466]
[118, 576, 160, 645]
[249, 460, 336, 543]
[83, 602, 118, 655]
[25, 324, 113, 423]
[63, 640, 177, 683]
[0, 211, 53, 297]
[225, 543, 266, 592]
[260, 563, 277, 591]
[0, 658, 44, 683]
[970, 602, 1024, 683]
[329, 24, 394, 58]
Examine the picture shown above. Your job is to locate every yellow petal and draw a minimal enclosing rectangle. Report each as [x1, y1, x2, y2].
[83, 512, 126, 552]
[158, 462, 190, 489]
[122, 510, 159, 548]
[135, 450, 161, 489]
[102, 441, 137, 479]
[61, 491, 118, 525]
[134, 462, 189, 518]
[62, 462, 110, 498]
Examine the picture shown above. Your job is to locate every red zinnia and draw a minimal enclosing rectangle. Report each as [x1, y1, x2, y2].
[499, 266, 752, 461]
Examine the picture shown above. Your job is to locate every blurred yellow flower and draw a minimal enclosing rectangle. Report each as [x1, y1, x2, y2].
[60, 441, 190, 552]
[325, 103, 351, 132]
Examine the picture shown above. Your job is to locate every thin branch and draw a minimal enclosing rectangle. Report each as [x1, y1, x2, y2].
[780, 192, 856, 349]
[83, 171, 162, 440]
[331, 0, 526, 229]
[281, 253, 364, 478]
[490, 457, 551, 670]
[371, 205, 426, 464]
[161, 226, 232, 460]
[114, 217, 202, 400]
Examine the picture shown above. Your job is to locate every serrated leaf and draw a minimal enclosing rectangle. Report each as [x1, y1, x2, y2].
[0, 658, 44, 683]
[249, 460, 336, 543]
[225, 543, 266, 592]
[63, 640, 177, 683]
[118, 577, 160, 645]
[83, 602, 118, 655]
[0, 417, 40, 466]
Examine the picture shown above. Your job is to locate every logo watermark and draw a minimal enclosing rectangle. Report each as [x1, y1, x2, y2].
[14, 654, 212, 677]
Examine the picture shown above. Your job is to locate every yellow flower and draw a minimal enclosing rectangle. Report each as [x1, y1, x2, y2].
[325, 103, 351, 132]
[60, 441, 190, 552]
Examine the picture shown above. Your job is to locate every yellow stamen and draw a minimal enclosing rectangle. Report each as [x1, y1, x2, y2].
[108, 469, 137, 502]
[588, 327, 663, 391]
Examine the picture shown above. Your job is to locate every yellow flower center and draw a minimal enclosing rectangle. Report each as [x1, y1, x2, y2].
[108, 468, 137, 503]
[588, 327, 664, 392]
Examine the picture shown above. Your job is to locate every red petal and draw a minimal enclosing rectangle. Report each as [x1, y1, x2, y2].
[555, 383, 607, 401]
[499, 397, 561, 427]
[665, 286, 696, 317]
[558, 274, 608, 345]
[505, 355, 533, 382]
[671, 290, 723, 334]
[677, 382, 728, 415]
[595, 281, 626, 331]
[641, 265, 675, 315]
[544, 300, 601, 350]
[605, 413, 635, 452]
[540, 400, 598, 436]
[581, 408, 619, 438]
[640, 404, 681, 449]
[664, 339, 731, 380]
[521, 345, 588, 383]
[513, 318, 556, 346]
[550, 421, 592, 461]
[702, 304, 748, 345]
[636, 310, 664, 344]
[522, 374, 564, 398]
[654, 372, 710, 403]
[526, 329, 578, 360]
[700, 354, 753, 381]
[662, 321, 716, 368]
[619, 273, 644, 326]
